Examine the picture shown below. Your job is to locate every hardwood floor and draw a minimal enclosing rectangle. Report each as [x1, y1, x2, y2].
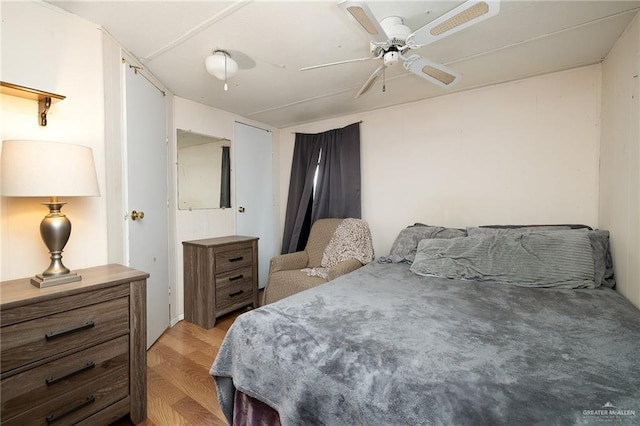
[111, 308, 249, 426]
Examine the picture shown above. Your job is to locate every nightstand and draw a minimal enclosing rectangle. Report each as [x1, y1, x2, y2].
[183, 236, 259, 329]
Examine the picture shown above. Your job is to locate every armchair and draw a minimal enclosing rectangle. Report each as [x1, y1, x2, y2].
[263, 218, 370, 305]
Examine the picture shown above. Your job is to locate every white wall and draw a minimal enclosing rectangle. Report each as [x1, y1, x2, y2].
[279, 65, 602, 258]
[599, 12, 640, 309]
[0, 2, 107, 280]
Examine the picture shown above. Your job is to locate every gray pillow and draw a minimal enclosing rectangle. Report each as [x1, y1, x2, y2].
[467, 225, 575, 235]
[380, 224, 466, 264]
[588, 230, 615, 288]
[410, 230, 597, 289]
[467, 226, 614, 288]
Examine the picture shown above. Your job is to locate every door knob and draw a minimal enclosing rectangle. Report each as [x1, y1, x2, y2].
[131, 210, 145, 221]
[238, 206, 245, 213]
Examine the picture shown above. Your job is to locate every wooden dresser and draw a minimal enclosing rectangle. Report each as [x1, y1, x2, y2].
[183, 236, 259, 329]
[0, 264, 148, 426]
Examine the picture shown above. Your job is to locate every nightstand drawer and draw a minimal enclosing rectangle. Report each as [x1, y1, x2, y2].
[216, 266, 254, 309]
[1, 335, 129, 420]
[215, 247, 253, 274]
[0, 297, 129, 373]
[2, 364, 128, 426]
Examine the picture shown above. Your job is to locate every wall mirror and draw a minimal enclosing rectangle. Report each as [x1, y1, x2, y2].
[177, 129, 231, 210]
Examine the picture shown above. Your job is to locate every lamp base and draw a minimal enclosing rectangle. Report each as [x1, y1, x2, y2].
[31, 272, 82, 288]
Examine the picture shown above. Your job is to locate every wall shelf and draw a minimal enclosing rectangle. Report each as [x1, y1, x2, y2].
[0, 81, 65, 126]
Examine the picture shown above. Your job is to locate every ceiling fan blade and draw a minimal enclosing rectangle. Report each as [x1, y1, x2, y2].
[407, 0, 500, 48]
[355, 65, 385, 99]
[338, 0, 389, 43]
[403, 55, 461, 88]
[300, 56, 376, 71]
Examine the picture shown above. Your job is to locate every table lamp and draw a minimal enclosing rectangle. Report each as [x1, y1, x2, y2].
[1, 140, 100, 287]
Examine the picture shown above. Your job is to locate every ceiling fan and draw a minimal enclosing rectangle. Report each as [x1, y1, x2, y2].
[301, 0, 500, 98]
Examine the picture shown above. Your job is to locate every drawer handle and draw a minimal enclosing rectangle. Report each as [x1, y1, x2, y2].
[45, 394, 95, 424]
[229, 290, 244, 298]
[228, 256, 244, 262]
[45, 361, 95, 386]
[45, 321, 95, 340]
[229, 274, 244, 282]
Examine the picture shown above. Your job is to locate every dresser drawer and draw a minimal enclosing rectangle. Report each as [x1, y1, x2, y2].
[215, 247, 253, 274]
[216, 266, 254, 309]
[2, 365, 128, 426]
[1, 335, 129, 420]
[1, 297, 129, 373]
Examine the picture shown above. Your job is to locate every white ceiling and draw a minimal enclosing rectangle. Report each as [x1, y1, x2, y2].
[47, 0, 640, 128]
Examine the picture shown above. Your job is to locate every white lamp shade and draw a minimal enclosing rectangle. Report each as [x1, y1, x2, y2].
[1, 140, 100, 197]
[205, 52, 238, 80]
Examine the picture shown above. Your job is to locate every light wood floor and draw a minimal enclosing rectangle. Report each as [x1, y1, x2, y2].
[112, 308, 248, 426]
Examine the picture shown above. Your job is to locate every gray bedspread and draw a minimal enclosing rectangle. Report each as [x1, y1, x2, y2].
[210, 262, 640, 425]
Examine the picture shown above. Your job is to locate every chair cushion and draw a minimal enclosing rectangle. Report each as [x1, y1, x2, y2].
[264, 270, 326, 304]
[305, 218, 343, 267]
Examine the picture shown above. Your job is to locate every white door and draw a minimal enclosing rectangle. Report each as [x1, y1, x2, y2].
[234, 122, 275, 288]
[125, 65, 170, 348]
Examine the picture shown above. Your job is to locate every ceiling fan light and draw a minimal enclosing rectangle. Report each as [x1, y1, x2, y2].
[430, 1, 490, 36]
[346, 6, 379, 36]
[383, 51, 399, 66]
[205, 50, 238, 81]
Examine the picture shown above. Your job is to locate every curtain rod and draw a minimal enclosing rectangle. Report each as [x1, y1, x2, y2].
[236, 121, 272, 133]
[290, 120, 363, 134]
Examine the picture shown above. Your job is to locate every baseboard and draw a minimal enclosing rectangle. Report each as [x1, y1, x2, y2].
[170, 313, 184, 327]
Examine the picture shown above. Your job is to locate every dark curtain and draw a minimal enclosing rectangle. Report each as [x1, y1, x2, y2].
[281, 135, 322, 253]
[281, 122, 361, 253]
[220, 145, 231, 208]
[311, 122, 361, 222]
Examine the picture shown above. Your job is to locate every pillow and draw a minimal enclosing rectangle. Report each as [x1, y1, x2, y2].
[410, 230, 597, 289]
[466, 224, 590, 236]
[467, 226, 614, 288]
[380, 224, 466, 264]
[588, 230, 615, 288]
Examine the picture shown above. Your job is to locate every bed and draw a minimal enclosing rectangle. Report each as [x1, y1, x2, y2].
[210, 225, 640, 425]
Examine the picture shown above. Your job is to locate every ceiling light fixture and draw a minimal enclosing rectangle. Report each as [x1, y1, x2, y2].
[205, 50, 238, 91]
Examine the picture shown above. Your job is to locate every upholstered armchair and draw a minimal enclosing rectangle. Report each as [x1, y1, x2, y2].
[263, 218, 369, 305]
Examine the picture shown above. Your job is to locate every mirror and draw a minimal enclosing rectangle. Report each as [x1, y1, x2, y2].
[177, 129, 231, 210]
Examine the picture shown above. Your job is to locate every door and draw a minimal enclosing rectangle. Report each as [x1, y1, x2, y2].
[234, 121, 275, 288]
[125, 65, 170, 348]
